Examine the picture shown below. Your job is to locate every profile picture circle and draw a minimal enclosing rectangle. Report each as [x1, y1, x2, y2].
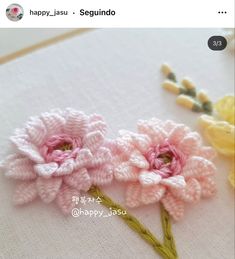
[6, 3, 24, 22]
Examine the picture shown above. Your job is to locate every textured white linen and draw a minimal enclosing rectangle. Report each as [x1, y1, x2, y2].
[0, 29, 234, 259]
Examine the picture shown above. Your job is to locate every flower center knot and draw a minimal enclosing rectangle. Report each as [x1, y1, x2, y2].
[40, 134, 82, 164]
[145, 140, 186, 178]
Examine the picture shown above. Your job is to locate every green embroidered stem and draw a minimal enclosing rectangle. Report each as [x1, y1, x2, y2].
[160, 204, 178, 258]
[88, 186, 178, 259]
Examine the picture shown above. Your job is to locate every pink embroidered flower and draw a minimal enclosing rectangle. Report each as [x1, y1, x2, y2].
[114, 118, 217, 220]
[11, 7, 20, 15]
[1, 109, 114, 214]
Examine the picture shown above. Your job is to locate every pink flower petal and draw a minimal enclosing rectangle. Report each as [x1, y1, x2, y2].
[13, 181, 38, 205]
[161, 192, 185, 221]
[171, 178, 201, 203]
[0, 154, 22, 170]
[103, 138, 116, 151]
[195, 147, 217, 161]
[36, 177, 62, 203]
[137, 119, 166, 144]
[26, 117, 47, 146]
[13, 127, 27, 137]
[64, 109, 88, 137]
[161, 175, 186, 189]
[74, 148, 93, 169]
[137, 119, 155, 136]
[89, 113, 105, 123]
[34, 162, 58, 178]
[5, 157, 36, 180]
[83, 131, 104, 153]
[11, 136, 44, 163]
[56, 184, 79, 215]
[118, 130, 136, 147]
[125, 183, 142, 208]
[91, 147, 112, 167]
[168, 124, 189, 145]
[89, 164, 113, 186]
[114, 162, 139, 181]
[200, 177, 217, 198]
[179, 132, 201, 156]
[115, 138, 134, 156]
[151, 126, 168, 145]
[88, 120, 107, 135]
[131, 134, 151, 153]
[138, 118, 162, 133]
[139, 171, 162, 186]
[129, 151, 149, 169]
[63, 168, 92, 191]
[162, 120, 175, 133]
[54, 159, 74, 176]
[182, 156, 216, 179]
[40, 112, 65, 136]
[141, 185, 166, 204]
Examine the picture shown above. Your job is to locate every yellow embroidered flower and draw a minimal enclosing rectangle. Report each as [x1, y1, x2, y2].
[198, 95, 235, 187]
[199, 116, 235, 156]
[214, 95, 235, 125]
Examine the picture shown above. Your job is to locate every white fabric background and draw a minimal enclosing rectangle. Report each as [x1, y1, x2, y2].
[0, 29, 234, 259]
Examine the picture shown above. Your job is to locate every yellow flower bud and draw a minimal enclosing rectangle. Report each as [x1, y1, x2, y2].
[162, 81, 180, 94]
[198, 90, 210, 103]
[176, 95, 195, 109]
[161, 63, 172, 77]
[181, 77, 195, 90]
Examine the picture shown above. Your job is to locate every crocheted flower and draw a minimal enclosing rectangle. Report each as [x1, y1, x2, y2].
[1, 109, 114, 214]
[114, 118, 217, 220]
